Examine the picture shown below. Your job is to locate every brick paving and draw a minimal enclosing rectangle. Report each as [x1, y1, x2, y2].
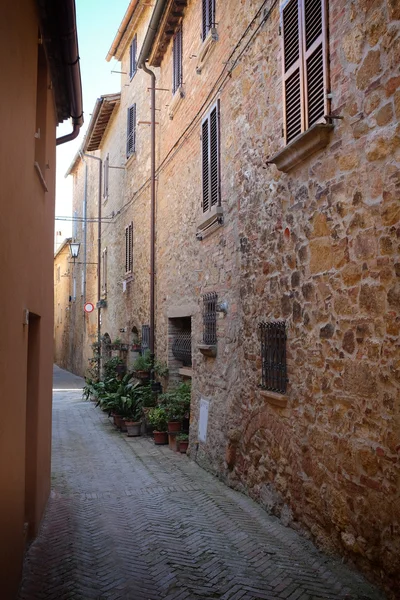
[19, 382, 385, 600]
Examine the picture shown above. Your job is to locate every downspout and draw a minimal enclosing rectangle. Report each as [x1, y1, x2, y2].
[79, 151, 88, 307]
[81, 153, 102, 379]
[141, 63, 156, 380]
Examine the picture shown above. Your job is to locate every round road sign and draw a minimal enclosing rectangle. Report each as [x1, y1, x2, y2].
[84, 302, 95, 314]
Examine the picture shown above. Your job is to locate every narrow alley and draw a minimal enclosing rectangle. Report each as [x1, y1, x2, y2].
[18, 368, 384, 600]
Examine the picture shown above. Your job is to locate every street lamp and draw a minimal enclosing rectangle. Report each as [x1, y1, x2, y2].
[69, 242, 80, 262]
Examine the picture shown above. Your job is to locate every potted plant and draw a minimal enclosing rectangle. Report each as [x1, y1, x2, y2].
[133, 350, 151, 379]
[160, 382, 191, 433]
[124, 401, 143, 437]
[177, 433, 189, 454]
[147, 406, 168, 444]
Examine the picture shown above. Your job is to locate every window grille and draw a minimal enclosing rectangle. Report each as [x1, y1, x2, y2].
[172, 25, 183, 95]
[260, 321, 287, 394]
[202, 0, 216, 41]
[129, 35, 137, 79]
[125, 223, 133, 274]
[281, 0, 328, 143]
[141, 324, 150, 352]
[201, 101, 220, 213]
[203, 292, 217, 344]
[172, 331, 192, 366]
[126, 104, 136, 158]
[103, 154, 109, 199]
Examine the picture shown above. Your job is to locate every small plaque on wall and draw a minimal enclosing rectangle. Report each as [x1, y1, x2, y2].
[198, 398, 209, 443]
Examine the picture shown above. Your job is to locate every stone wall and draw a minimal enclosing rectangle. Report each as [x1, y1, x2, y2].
[53, 240, 72, 369]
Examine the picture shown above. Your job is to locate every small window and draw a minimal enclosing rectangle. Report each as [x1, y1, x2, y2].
[125, 223, 133, 274]
[202, 0, 216, 41]
[103, 154, 109, 200]
[203, 292, 217, 345]
[102, 247, 108, 294]
[126, 104, 136, 158]
[141, 324, 150, 352]
[281, 0, 329, 144]
[260, 321, 287, 394]
[129, 35, 137, 79]
[172, 25, 183, 95]
[201, 100, 220, 213]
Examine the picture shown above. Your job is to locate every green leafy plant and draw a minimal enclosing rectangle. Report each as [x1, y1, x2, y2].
[103, 356, 125, 380]
[176, 433, 189, 442]
[133, 350, 152, 372]
[147, 406, 168, 432]
[160, 381, 191, 421]
[136, 383, 156, 407]
[154, 359, 169, 378]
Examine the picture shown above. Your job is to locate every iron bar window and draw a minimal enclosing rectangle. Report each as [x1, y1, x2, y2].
[203, 292, 217, 345]
[260, 321, 287, 394]
[172, 331, 192, 366]
[141, 324, 150, 352]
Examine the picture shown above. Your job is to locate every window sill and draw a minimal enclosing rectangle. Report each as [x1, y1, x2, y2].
[198, 344, 217, 358]
[169, 86, 185, 120]
[196, 205, 223, 240]
[125, 152, 136, 167]
[34, 162, 48, 192]
[196, 28, 218, 74]
[267, 123, 334, 173]
[259, 389, 288, 408]
[179, 367, 192, 378]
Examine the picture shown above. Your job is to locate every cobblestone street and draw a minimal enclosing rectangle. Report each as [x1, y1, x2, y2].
[18, 368, 385, 600]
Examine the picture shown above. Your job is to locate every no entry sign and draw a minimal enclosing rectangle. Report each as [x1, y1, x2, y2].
[84, 302, 95, 314]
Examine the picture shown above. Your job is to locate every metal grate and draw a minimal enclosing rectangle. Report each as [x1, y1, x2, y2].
[260, 321, 287, 394]
[141, 324, 150, 352]
[203, 292, 217, 345]
[172, 332, 192, 366]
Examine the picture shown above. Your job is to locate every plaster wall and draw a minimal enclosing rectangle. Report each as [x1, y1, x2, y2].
[0, 1, 57, 596]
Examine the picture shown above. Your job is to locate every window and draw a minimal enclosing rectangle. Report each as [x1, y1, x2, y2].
[202, 0, 216, 41]
[281, 0, 328, 143]
[260, 321, 287, 394]
[203, 292, 217, 345]
[103, 154, 109, 200]
[125, 223, 133, 274]
[172, 25, 183, 95]
[201, 100, 220, 213]
[129, 35, 137, 79]
[126, 104, 136, 158]
[102, 248, 107, 294]
[141, 324, 150, 352]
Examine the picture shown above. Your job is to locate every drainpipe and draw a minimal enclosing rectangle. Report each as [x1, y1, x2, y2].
[81, 152, 102, 379]
[140, 63, 156, 380]
[79, 151, 88, 307]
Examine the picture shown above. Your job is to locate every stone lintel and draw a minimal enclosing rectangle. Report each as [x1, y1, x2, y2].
[267, 123, 334, 173]
[259, 389, 288, 408]
[198, 344, 217, 358]
[167, 304, 197, 318]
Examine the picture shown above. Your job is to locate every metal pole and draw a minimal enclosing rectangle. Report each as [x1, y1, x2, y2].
[82, 152, 102, 380]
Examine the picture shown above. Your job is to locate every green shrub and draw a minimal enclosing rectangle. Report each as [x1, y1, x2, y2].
[147, 406, 168, 432]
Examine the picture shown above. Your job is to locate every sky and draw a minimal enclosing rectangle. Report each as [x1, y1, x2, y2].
[55, 0, 130, 249]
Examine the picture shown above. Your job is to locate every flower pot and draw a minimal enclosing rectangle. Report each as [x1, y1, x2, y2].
[135, 370, 150, 380]
[153, 431, 168, 445]
[125, 420, 142, 437]
[168, 432, 179, 452]
[168, 421, 181, 433]
[179, 440, 189, 454]
[113, 414, 127, 431]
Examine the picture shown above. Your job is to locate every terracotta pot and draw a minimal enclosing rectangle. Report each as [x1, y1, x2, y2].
[168, 432, 178, 452]
[135, 370, 150, 380]
[168, 421, 181, 433]
[179, 440, 189, 454]
[125, 420, 142, 437]
[113, 414, 127, 431]
[153, 431, 168, 445]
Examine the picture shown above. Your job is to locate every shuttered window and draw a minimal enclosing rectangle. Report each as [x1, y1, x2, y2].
[172, 25, 183, 95]
[125, 223, 133, 274]
[202, 0, 216, 41]
[103, 154, 109, 200]
[201, 100, 220, 213]
[129, 35, 137, 79]
[126, 104, 136, 158]
[102, 248, 108, 294]
[281, 0, 328, 144]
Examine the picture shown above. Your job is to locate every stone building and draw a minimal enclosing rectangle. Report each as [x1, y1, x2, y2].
[62, 0, 399, 594]
[54, 238, 73, 369]
[0, 0, 82, 596]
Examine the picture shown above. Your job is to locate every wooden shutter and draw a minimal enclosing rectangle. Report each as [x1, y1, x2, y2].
[202, 119, 209, 213]
[102, 248, 107, 293]
[130, 36, 137, 79]
[202, 0, 215, 40]
[282, 0, 303, 143]
[125, 223, 133, 273]
[202, 100, 220, 213]
[126, 104, 136, 157]
[173, 26, 182, 94]
[103, 154, 109, 199]
[302, 0, 328, 129]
